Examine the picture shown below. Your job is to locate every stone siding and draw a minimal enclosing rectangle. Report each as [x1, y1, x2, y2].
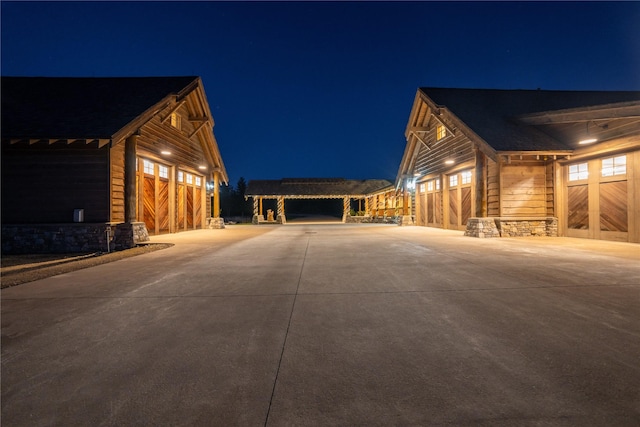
[1, 222, 149, 254]
[465, 217, 558, 238]
[346, 215, 399, 224]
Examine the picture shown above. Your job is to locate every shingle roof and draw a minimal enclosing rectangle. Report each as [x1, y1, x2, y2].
[1, 76, 199, 139]
[420, 87, 640, 151]
[246, 178, 394, 197]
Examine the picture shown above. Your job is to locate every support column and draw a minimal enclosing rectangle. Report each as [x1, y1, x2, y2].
[365, 197, 370, 217]
[399, 178, 415, 226]
[207, 169, 225, 228]
[124, 134, 138, 223]
[342, 196, 350, 222]
[277, 196, 286, 224]
[119, 133, 150, 245]
[475, 148, 487, 217]
[252, 196, 264, 224]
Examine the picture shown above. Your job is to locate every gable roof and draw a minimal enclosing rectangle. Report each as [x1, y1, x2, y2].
[419, 87, 640, 152]
[246, 178, 394, 198]
[1, 76, 199, 140]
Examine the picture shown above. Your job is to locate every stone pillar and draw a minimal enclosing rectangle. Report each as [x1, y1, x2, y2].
[342, 196, 350, 223]
[277, 196, 286, 224]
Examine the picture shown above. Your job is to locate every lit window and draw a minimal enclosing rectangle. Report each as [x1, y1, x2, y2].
[602, 155, 626, 177]
[435, 179, 441, 190]
[461, 170, 472, 185]
[143, 159, 154, 175]
[419, 183, 426, 192]
[186, 173, 193, 184]
[568, 162, 588, 181]
[159, 165, 168, 179]
[449, 174, 458, 187]
[195, 176, 202, 186]
[178, 171, 184, 183]
[169, 112, 181, 129]
[436, 125, 447, 141]
[427, 181, 434, 191]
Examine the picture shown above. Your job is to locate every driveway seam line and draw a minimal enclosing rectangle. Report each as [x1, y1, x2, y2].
[263, 236, 310, 426]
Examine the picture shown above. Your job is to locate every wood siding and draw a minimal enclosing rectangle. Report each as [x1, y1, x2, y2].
[500, 164, 546, 217]
[487, 159, 500, 216]
[1, 142, 110, 223]
[110, 142, 126, 223]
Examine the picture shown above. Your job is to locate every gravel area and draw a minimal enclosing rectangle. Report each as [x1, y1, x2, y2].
[1, 243, 173, 289]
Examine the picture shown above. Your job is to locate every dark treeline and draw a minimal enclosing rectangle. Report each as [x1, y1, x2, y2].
[219, 177, 252, 218]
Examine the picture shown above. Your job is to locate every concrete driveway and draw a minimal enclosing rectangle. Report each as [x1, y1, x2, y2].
[2, 224, 639, 426]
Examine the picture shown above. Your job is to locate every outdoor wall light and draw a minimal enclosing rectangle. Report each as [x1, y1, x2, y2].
[578, 121, 599, 145]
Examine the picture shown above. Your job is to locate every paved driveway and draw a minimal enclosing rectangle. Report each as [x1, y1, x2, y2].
[2, 224, 640, 426]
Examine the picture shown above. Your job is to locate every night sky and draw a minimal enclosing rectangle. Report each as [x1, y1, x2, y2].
[2, 1, 639, 186]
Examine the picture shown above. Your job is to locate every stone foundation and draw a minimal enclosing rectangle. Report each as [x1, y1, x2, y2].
[206, 217, 226, 229]
[464, 217, 558, 238]
[1, 222, 149, 254]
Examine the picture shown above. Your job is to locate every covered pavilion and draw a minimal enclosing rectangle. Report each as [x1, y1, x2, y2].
[245, 178, 397, 223]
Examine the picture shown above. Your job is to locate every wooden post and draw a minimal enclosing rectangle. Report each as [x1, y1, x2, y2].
[259, 197, 263, 216]
[124, 133, 138, 223]
[253, 197, 259, 216]
[277, 196, 286, 223]
[365, 197, 370, 216]
[213, 170, 220, 218]
[475, 148, 486, 217]
[403, 180, 409, 216]
[342, 196, 350, 222]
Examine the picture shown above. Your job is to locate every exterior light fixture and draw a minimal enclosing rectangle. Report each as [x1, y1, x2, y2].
[160, 150, 172, 155]
[198, 165, 207, 170]
[444, 159, 455, 165]
[578, 121, 598, 145]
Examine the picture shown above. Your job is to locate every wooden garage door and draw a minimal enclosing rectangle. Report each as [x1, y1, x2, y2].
[566, 154, 630, 242]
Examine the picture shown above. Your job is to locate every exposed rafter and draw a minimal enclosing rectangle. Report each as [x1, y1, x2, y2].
[189, 120, 210, 139]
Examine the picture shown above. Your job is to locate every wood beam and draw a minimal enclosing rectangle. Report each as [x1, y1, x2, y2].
[189, 120, 210, 139]
[516, 104, 640, 125]
[160, 100, 187, 124]
[187, 116, 208, 122]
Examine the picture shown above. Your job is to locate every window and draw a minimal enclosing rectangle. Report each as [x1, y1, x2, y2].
[427, 181, 434, 191]
[169, 112, 181, 130]
[461, 170, 472, 185]
[186, 173, 193, 184]
[159, 165, 169, 179]
[601, 155, 626, 177]
[143, 159, 154, 175]
[435, 179, 441, 190]
[195, 176, 202, 187]
[568, 162, 588, 181]
[449, 174, 458, 187]
[178, 171, 184, 183]
[436, 125, 447, 141]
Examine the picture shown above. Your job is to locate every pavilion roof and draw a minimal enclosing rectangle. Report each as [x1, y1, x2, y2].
[245, 178, 394, 198]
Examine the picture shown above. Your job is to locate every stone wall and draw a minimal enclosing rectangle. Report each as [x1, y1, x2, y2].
[345, 215, 399, 224]
[464, 217, 558, 238]
[1, 222, 149, 254]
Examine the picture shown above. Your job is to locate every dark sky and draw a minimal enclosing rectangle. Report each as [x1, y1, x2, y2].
[2, 1, 639, 186]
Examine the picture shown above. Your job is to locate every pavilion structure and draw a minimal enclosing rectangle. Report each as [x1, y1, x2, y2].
[244, 178, 398, 224]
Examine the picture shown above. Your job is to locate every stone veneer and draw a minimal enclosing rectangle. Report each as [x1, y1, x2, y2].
[1, 222, 149, 254]
[465, 217, 558, 238]
[345, 215, 399, 224]
[206, 217, 226, 229]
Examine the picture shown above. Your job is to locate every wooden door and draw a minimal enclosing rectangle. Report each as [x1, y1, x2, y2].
[143, 174, 155, 233]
